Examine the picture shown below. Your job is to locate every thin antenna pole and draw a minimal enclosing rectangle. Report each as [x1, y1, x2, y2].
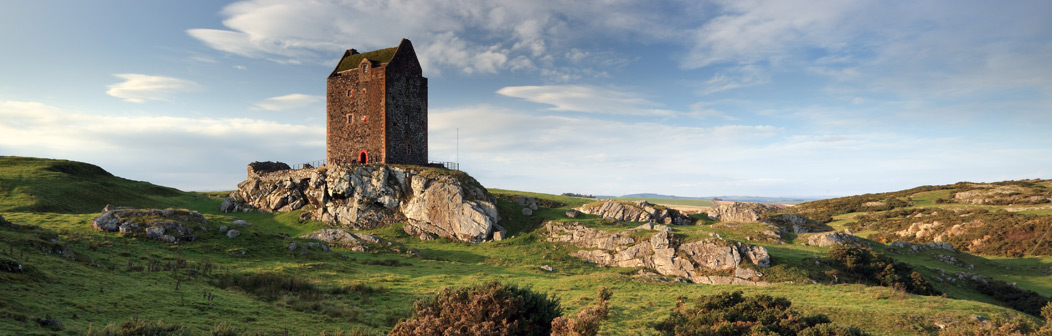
[456, 128, 459, 169]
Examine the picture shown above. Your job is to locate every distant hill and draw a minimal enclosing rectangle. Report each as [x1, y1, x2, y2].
[0, 156, 190, 213]
[600, 193, 824, 205]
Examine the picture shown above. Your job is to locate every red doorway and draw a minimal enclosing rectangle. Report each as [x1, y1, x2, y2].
[358, 150, 369, 164]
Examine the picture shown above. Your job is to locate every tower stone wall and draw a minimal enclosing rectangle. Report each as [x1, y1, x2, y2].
[326, 39, 427, 166]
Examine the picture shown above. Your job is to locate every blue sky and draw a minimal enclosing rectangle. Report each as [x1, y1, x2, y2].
[2, 1, 1050, 197]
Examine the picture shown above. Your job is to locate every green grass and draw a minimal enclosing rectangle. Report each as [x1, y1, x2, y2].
[0, 156, 197, 213]
[3, 157, 1052, 335]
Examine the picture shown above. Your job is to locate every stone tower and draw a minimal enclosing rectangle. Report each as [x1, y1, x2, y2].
[326, 38, 428, 166]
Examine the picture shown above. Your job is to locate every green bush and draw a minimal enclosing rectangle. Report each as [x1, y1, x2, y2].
[972, 278, 1049, 317]
[653, 291, 868, 336]
[389, 281, 562, 336]
[827, 246, 939, 296]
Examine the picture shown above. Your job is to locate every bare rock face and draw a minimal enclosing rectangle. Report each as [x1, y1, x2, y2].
[223, 164, 502, 243]
[706, 202, 780, 222]
[577, 200, 693, 225]
[544, 221, 769, 285]
[91, 205, 206, 244]
[805, 232, 860, 247]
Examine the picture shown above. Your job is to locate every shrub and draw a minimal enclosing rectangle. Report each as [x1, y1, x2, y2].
[972, 278, 1049, 317]
[937, 316, 1041, 336]
[389, 281, 562, 336]
[653, 291, 869, 336]
[551, 287, 612, 336]
[827, 246, 939, 296]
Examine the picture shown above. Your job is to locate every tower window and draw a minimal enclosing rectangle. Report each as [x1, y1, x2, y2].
[347, 89, 353, 97]
[361, 64, 368, 73]
[346, 114, 354, 125]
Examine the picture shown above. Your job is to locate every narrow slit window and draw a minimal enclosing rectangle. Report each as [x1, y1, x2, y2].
[346, 114, 354, 125]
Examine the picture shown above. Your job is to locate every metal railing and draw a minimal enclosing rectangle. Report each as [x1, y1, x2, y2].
[290, 159, 459, 171]
[429, 161, 459, 171]
[291, 160, 326, 170]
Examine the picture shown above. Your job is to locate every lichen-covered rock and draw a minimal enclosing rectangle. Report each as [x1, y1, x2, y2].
[545, 221, 769, 285]
[805, 232, 860, 247]
[223, 164, 502, 243]
[91, 205, 204, 244]
[706, 202, 780, 222]
[300, 229, 380, 252]
[576, 200, 692, 225]
[226, 230, 240, 239]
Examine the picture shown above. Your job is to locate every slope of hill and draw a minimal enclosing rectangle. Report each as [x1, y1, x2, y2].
[1, 157, 1050, 335]
[0, 156, 192, 213]
[786, 179, 1052, 257]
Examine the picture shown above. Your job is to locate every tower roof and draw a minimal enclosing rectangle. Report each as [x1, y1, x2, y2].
[332, 47, 397, 74]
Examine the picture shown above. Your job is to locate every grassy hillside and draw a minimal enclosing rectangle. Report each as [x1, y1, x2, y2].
[0, 156, 195, 213]
[1, 158, 1050, 335]
[786, 179, 1052, 257]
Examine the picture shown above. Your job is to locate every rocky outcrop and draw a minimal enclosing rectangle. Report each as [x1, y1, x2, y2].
[891, 241, 956, 253]
[805, 232, 860, 247]
[577, 200, 693, 225]
[223, 164, 502, 243]
[545, 221, 769, 285]
[300, 229, 381, 252]
[706, 202, 780, 222]
[91, 205, 207, 244]
[953, 184, 1050, 205]
[763, 214, 832, 234]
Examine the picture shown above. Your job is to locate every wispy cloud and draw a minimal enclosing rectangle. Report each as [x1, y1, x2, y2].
[428, 104, 1052, 196]
[253, 93, 323, 111]
[496, 85, 673, 116]
[186, 0, 695, 76]
[105, 74, 199, 103]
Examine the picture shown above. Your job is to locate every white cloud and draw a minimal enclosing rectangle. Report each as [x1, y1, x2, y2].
[106, 74, 199, 103]
[253, 93, 324, 111]
[699, 65, 770, 94]
[683, 0, 861, 69]
[0, 100, 323, 191]
[496, 85, 672, 116]
[187, 0, 694, 76]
